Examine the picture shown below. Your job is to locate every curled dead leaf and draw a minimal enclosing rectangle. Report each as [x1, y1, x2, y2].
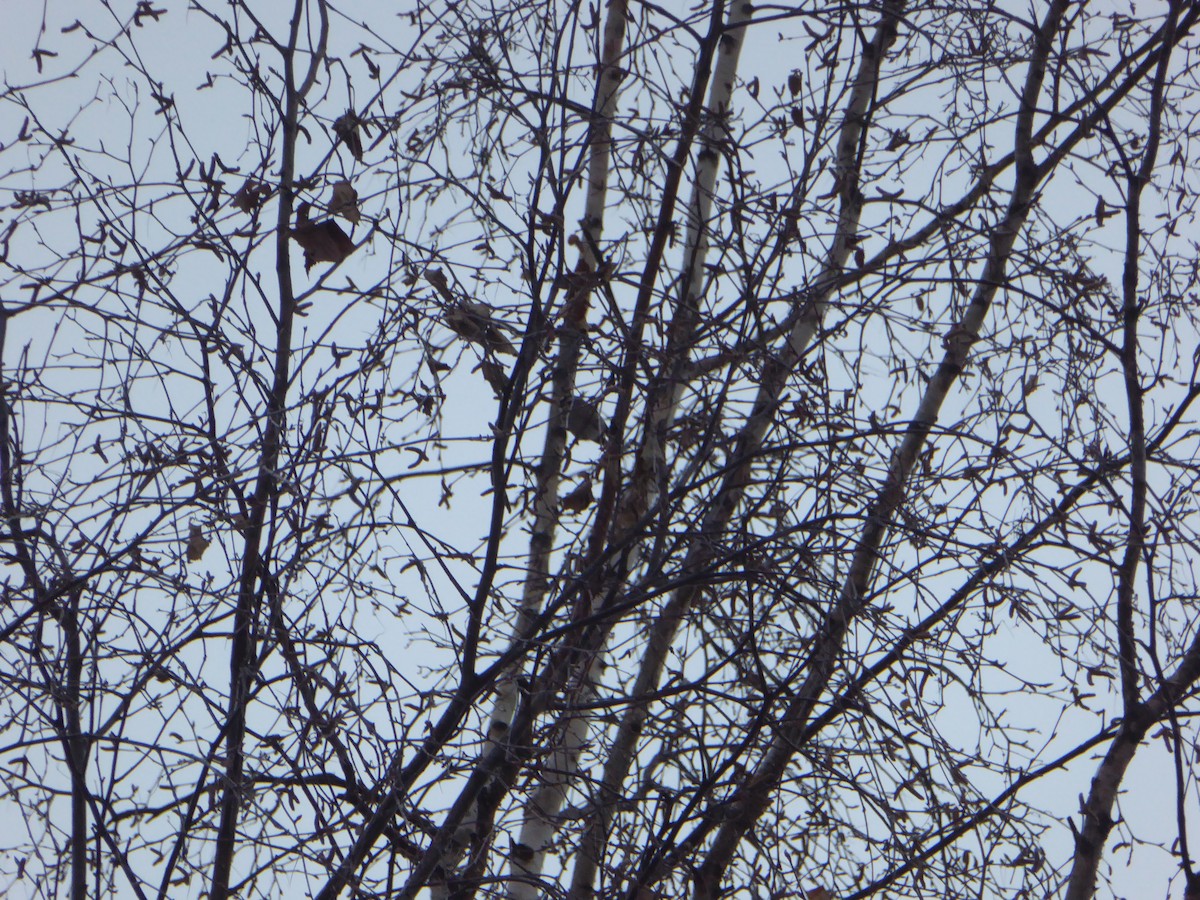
[232, 179, 269, 213]
[329, 180, 360, 225]
[476, 358, 508, 396]
[291, 202, 355, 271]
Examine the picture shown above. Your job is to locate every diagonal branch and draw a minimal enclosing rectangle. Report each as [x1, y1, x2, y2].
[429, 2, 636, 896]
[568, 3, 905, 896]
[669, 1, 1073, 895]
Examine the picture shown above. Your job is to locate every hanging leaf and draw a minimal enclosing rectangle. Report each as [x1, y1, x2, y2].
[328, 180, 360, 224]
[788, 70, 802, 96]
[333, 110, 365, 162]
[186, 523, 210, 562]
[232, 179, 269, 213]
[291, 202, 354, 271]
[476, 358, 508, 395]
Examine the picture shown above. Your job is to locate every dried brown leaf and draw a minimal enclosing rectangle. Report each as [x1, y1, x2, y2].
[291, 211, 355, 272]
[232, 179, 269, 213]
[329, 180, 360, 225]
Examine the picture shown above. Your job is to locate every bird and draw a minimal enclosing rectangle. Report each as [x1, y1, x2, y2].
[561, 475, 594, 513]
[444, 300, 517, 356]
[565, 396, 607, 443]
[427, 269, 517, 356]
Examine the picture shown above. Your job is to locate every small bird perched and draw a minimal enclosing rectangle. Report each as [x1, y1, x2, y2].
[445, 300, 517, 356]
[561, 474, 594, 513]
[565, 396, 607, 443]
[427, 268, 517, 356]
[333, 110, 366, 162]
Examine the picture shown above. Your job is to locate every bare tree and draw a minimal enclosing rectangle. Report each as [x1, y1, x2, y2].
[3, 1, 1200, 899]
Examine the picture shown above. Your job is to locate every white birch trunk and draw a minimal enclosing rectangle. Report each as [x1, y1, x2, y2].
[568, 4, 902, 896]
[509, 3, 755, 895]
[433, 2, 630, 897]
[430, 3, 631, 892]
